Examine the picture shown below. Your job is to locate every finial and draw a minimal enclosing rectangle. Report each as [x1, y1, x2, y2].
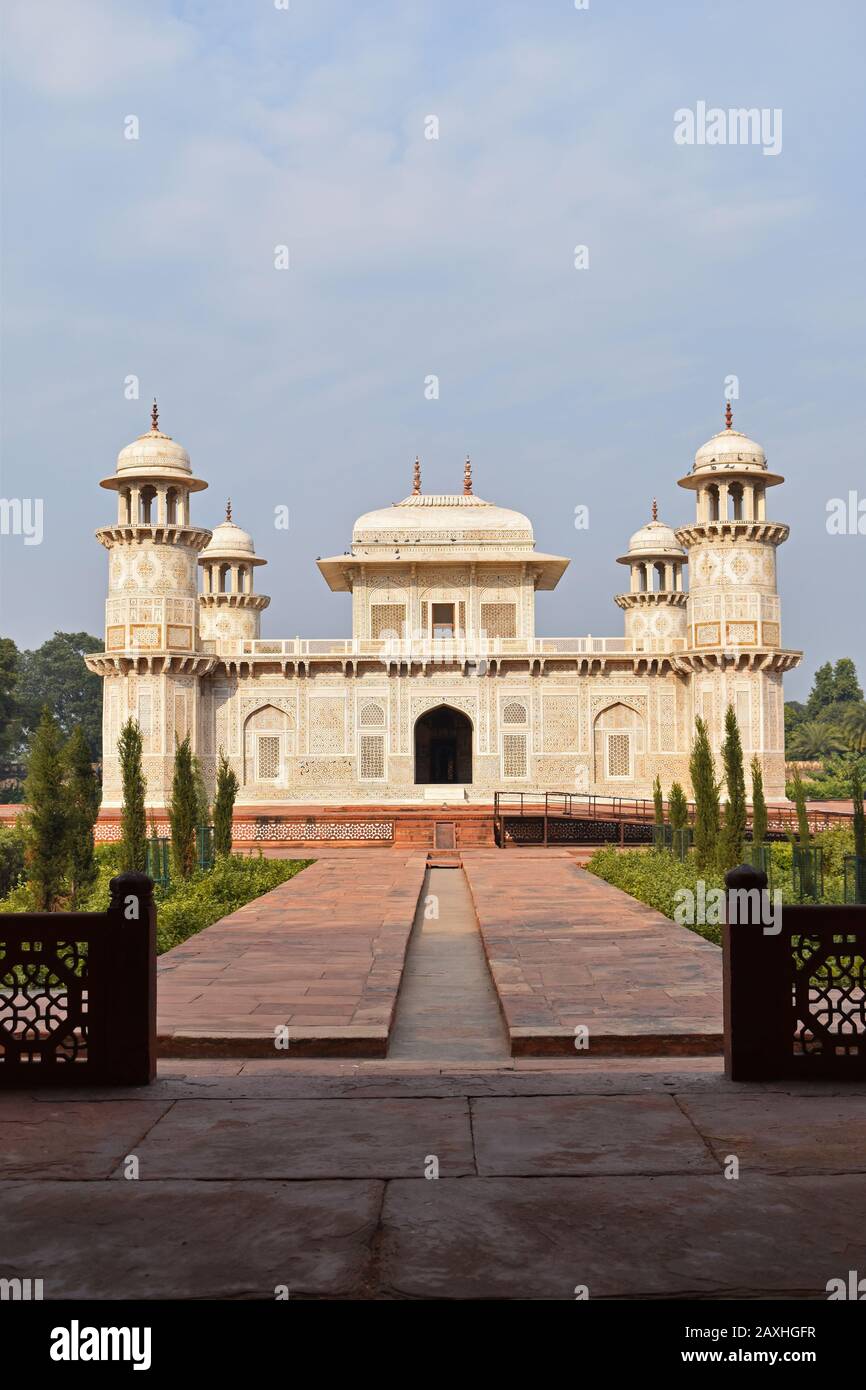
[151, 398, 159, 432]
[412, 456, 421, 495]
[463, 455, 473, 495]
[651, 498, 658, 522]
[725, 400, 733, 430]
[226, 498, 232, 522]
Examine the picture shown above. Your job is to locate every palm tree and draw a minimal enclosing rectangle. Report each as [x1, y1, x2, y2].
[841, 703, 866, 754]
[787, 720, 847, 760]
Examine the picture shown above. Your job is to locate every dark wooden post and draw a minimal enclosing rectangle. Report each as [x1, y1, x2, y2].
[105, 871, 157, 1084]
[723, 862, 787, 1081]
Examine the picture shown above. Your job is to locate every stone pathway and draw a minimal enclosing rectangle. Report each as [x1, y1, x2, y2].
[462, 850, 722, 1054]
[157, 851, 427, 1056]
[3, 1058, 865, 1299]
[387, 867, 510, 1062]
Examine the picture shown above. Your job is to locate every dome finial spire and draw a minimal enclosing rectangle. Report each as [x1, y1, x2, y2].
[412, 456, 421, 495]
[463, 455, 473, 495]
[725, 399, 733, 430]
[151, 398, 159, 432]
[226, 498, 232, 522]
[651, 497, 658, 521]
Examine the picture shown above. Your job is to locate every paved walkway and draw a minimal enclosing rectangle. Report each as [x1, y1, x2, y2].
[463, 850, 722, 1054]
[388, 867, 510, 1062]
[157, 852, 427, 1056]
[3, 1058, 865, 1299]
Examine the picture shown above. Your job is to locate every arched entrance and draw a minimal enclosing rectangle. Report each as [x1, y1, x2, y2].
[414, 706, 473, 785]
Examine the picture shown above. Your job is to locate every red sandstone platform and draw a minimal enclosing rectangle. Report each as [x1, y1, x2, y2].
[463, 850, 722, 1055]
[157, 852, 427, 1057]
[157, 847, 722, 1058]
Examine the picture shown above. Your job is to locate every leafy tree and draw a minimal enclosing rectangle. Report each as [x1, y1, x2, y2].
[668, 782, 688, 830]
[0, 637, 20, 758]
[213, 751, 239, 857]
[689, 716, 720, 873]
[833, 658, 863, 704]
[169, 734, 198, 880]
[719, 706, 747, 871]
[64, 726, 100, 907]
[14, 632, 103, 757]
[118, 718, 147, 873]
[23, 707, 70, 909]
[750, 757, 768, 847]
[784, 700, 807, 737]
[805, 662, 836, 717]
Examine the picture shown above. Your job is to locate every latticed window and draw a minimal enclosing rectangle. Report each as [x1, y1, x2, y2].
[360, 702, 385, 728]
[360, 734, 385, 779]
[137, 689, 152, 735]
[370, 604, 405, 639]
[256, 735, 281, 781]
[606, 733, 630, 779]
[502, 702, 526, 725]
[481, 603, 517, 638]
[503, 733, 528, 779]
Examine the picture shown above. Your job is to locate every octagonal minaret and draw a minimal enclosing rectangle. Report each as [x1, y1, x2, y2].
[85, 403, 214, 806]
[615, 501, 688, 652]
[674, 404, 801, 797]
[198, 501, 270, 646]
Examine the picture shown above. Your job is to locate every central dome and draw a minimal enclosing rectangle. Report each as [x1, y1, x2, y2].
[352, 493, 534, 548]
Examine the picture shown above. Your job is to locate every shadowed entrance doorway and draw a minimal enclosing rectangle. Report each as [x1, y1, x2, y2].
[414, 706, 473, 784]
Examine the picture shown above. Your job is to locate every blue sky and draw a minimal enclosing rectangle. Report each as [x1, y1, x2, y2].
[1, 0, 864, 699]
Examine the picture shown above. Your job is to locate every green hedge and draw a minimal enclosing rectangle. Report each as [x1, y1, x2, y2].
[587, 827, 856, 940]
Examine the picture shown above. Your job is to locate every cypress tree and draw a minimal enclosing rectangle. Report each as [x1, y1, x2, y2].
[789, 766, 816, 899]
[118, 718, 147, 873]
[719, 705, 747, 871]
[668, 782, 688, 830]
[750, 756, 768, 848]
[689, 716, 720, 873]
[169, 734, 198, 879]
[24, 705, 70, 910]
[64, 725, 100, 907]
[652, 774, 664, 826]
[213, 750, 238, 858]
[191, 752, 210, 827]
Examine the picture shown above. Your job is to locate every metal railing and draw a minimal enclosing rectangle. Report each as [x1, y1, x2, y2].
[493, 791, 855, 847]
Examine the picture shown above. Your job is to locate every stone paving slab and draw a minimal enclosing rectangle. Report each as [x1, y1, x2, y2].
[0, 1180, 382, 1300]
[470, 1095, 717, 1175]
[124, 1097, 475, 1179]
[157, 851, 427, 1056]
[462, 855, 722, 1054]
[0, 1099, 172, 1179]
[678, 1094, 866, 1174]
[379, 1174, 866, 1299]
